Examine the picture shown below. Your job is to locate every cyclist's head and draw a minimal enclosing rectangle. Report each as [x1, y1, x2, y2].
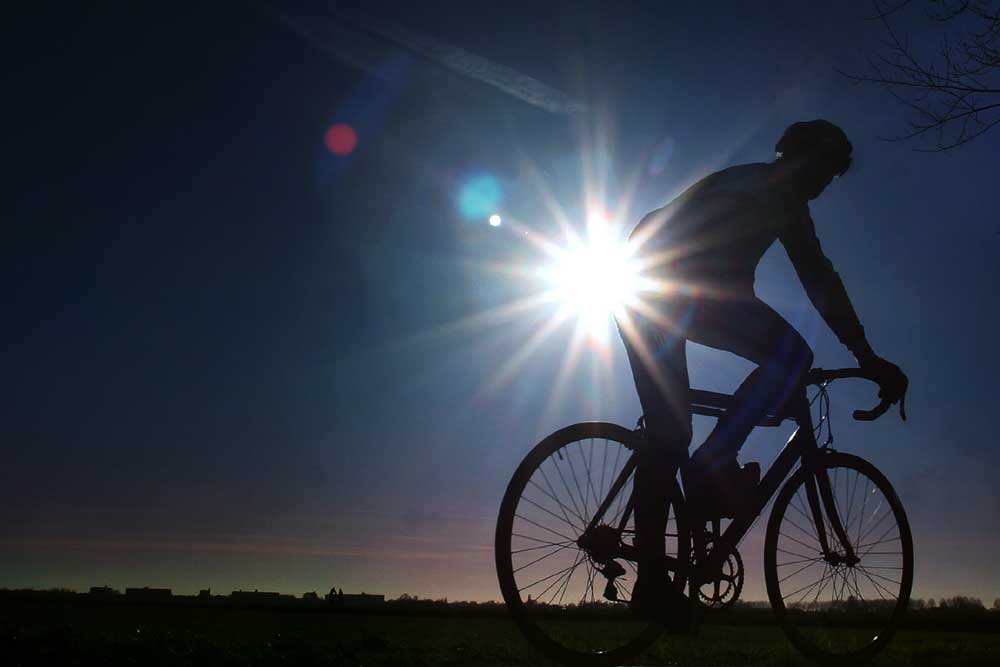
[775, 120, 852, 199]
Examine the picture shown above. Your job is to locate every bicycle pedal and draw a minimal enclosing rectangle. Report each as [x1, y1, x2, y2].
[601, 560, 626, 579]
[603, 580, 618, 601]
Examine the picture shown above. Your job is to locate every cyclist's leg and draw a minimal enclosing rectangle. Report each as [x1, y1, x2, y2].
[616, 303, 692, 606]
[686, 296, 813, 471]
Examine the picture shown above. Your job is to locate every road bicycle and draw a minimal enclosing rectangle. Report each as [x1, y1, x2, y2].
[495, 368, 913, 666]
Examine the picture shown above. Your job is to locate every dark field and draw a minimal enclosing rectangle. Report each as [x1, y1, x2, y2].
[2, 598, 998, 666]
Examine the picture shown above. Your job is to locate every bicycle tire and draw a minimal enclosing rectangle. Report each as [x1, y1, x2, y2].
[495, 422, 687, 666]
[764, 451, 913, 665]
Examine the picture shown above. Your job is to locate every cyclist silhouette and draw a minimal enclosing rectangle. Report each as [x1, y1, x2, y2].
[617, 120, 908, 618]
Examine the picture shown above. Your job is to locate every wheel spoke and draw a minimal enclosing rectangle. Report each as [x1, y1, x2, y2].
[856, 534, 900, 551]
[857, 501, 892, 546]
[512, 533, 569, 547]
[512, 542, 577, 574]
[551, 455, 588, 531]
[777, 555, 825, 567]
[857, 524, 899, 560]
[790, 491, 822, 542]
[855, 566, 895, 601]
[807, 565, 836, 606]
[855, 566, 901, 588]
[783, 514, 819, 543]
[778, 558, 824, 584]
[765, 457, 911, 662]
[535, 469, 587, 526]
[776, 546, 819, 561]
[583, 439, 601, 514]
[582, 560, 597, 604]
[519, 494, 582, 536]
[783, 565, 833, 602]
[515, 513, 577, 543]
[779, 530, 820, 554]
[599, 439, 609, 507]
[552, 551, 586, 605]
[845, 468, 862, 537]
[518, 559, 580, 593]
[854, 477, 870, 549]
[499, 429, 666, 662]
[564, 445, 591, 521]
[511, 540, 575, 555]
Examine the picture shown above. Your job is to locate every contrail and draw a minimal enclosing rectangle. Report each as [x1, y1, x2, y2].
[264, 3, 586, 116]
[355, 15, 586, 115]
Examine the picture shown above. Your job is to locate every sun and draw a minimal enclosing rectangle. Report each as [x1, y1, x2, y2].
[542, 219, 648, 341]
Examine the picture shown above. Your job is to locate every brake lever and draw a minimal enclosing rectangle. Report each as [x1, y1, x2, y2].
[854, 385, 908, 422]
[853, 398, 892, 421]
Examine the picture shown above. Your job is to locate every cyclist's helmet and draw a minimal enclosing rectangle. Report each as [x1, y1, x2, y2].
[775, 120, 852, 176]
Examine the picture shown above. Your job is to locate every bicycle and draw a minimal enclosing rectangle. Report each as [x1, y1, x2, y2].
[495, 367, 913, 666]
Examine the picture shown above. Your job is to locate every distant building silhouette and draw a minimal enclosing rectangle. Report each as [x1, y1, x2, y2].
[198, 588, 212, 599]
[89, 585, 119, 597]
[303, 591, 319, 601]
[231, 589, 281, 602]
[327, 590, 384, 608]
[125, 587, 171, 600]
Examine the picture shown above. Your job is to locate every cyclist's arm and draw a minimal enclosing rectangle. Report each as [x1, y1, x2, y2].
[777, 207, 874, 363]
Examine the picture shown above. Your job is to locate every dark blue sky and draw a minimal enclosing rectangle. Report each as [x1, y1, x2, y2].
[4, 1, 998, 601]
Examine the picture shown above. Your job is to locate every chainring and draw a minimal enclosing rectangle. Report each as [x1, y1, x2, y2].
[696, 534, 744, 609]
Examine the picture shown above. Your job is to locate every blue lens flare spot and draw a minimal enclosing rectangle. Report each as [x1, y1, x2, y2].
[458, 174, 502, 220]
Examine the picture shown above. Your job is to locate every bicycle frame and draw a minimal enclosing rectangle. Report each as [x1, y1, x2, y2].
[703, 399, 856, 578]
[580, 376, 859, 581]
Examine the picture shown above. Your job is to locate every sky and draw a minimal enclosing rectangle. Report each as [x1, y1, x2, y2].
[4, 1, 999, 602]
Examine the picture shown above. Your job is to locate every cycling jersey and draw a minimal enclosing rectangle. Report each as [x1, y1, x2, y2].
[630, 162, 867, 354]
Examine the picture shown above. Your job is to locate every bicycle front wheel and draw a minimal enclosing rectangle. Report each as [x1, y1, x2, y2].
[495, 422, 687, 667]
[764, 451, 913, 664]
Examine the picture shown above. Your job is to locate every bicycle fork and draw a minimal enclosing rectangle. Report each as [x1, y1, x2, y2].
[805, 464, 859, 566]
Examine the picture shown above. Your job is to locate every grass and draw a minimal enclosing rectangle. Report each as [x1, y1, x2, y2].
[2, 599, 998, 666]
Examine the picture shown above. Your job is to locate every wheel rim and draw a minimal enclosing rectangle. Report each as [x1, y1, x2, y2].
[498, 426, 686, 662]
[767, 456, 912, 660]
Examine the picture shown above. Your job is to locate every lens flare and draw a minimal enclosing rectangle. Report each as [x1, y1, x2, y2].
[542, 222, 647, 341]
[458, 174, 502, 219]
[324, 123, 357, 156]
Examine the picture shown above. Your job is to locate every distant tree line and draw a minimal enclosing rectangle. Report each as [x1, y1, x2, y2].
[5, 588, 999, 615]
[909, 595, 995, 611]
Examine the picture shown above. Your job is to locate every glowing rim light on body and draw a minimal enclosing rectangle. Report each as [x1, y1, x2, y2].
[542, 221, 651, 341]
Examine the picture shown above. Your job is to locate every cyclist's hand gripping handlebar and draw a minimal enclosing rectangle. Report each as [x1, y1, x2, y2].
[859, 357, 908, 422]
[807, 367, 908, 422]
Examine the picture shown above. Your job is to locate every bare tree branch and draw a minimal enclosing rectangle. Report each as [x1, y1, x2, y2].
[845, 0, 1000, 150]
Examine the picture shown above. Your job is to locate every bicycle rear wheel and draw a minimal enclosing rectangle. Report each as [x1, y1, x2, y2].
[764, 451, 913, 665]
[495, 422, 687, 666]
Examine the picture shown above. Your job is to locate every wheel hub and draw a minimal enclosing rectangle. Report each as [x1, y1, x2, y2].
[577, 524, 620, 563]
[824, 552, 860, 567]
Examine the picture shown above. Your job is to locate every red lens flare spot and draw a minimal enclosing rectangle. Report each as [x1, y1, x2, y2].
[324, 123, 357, 156]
